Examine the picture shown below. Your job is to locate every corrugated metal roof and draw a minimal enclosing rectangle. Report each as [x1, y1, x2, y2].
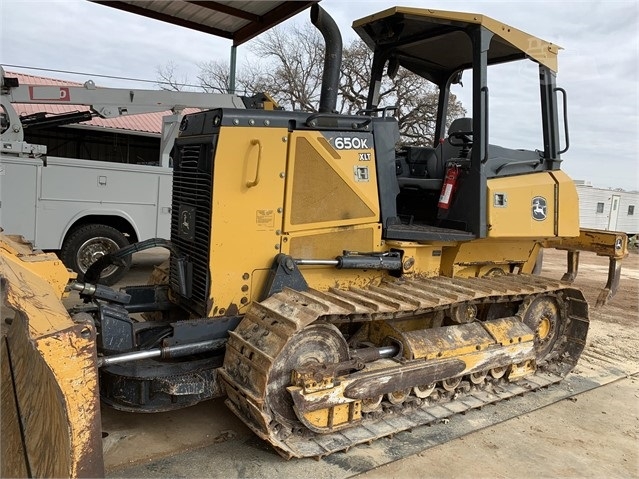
[8, 71, 198, 136]
[93, 0, 319, 46]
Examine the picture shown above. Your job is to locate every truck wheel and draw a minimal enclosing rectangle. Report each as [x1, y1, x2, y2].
[60, 224, 131, 285]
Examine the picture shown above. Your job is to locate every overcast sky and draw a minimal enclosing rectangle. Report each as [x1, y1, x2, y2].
[1, 0, 637, 190]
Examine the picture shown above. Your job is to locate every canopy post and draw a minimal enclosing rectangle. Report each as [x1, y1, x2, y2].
[229, 45, 237, 94]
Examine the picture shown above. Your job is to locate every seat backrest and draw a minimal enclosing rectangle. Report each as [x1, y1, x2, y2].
[439, 117, 473, 168]
[447, 117, 473, 136]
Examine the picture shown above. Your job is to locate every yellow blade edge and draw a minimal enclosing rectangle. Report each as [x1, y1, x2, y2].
[1, 235, 104, 478]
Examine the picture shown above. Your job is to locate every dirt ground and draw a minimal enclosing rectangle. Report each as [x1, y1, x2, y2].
[541, 248, 639, 375]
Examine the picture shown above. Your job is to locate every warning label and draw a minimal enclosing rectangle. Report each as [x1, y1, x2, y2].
[256, 210, 274, 229]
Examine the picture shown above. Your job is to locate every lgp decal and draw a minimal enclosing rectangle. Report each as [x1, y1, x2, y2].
[532, 196, 547, 221]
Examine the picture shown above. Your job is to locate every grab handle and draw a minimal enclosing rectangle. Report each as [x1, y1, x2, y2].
[246, 139, 262, 188]
[555, 87, 570, 154]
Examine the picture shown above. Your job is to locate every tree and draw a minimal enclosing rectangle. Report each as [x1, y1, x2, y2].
[156, 61, 190, 91]
[337, 41, 466, 146]
[158, 25, 465, 146]
[196, 60, 237, 94]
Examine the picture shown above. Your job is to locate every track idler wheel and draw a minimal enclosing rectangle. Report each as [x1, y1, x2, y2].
[266, 323, 349, 427]
[522, 295, 563, 362]
[518, 290, 588, 375]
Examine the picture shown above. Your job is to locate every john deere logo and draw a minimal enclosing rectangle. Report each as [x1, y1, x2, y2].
[532, 196, 547, 221]
[178, 205, 196, 241]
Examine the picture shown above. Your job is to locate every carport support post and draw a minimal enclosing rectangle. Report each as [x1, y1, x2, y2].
[228, 45, 237, 94]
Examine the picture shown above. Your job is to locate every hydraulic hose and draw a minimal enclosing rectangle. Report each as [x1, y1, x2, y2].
[83, 237, 180, 284]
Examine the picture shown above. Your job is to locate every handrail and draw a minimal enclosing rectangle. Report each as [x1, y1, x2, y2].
[246, 139, 262, 188]
[356, 105, 398, 118]
[495, 159, 543, 174]
[306, 112, 372, 129]
[555, 87, 570, 154]
[481, 86, 489, 163]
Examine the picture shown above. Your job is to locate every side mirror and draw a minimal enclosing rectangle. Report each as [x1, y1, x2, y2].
[451, 70, 464, 87]
[387, 57, 400, 80]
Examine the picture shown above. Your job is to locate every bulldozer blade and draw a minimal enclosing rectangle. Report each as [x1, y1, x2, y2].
[1, 235, 104, 478]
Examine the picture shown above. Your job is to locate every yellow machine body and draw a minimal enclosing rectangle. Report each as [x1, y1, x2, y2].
[487, 170, 580, 238]
[204, 127, 582, 312]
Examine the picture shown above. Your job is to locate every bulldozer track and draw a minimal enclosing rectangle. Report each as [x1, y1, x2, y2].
[220, 273, 589, 459]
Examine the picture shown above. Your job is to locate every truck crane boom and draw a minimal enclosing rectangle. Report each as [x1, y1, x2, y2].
[1, 66, 275, 166]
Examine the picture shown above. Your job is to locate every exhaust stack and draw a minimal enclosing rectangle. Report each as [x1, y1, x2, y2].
[310, 4, 342, 113]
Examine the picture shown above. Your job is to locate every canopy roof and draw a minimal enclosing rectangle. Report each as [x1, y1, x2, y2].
[353, 7, 560, 84]
[94, 0, 318, 46]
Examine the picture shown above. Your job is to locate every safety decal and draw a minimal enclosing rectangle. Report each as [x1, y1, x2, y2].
[532, 196, 547, 221]
[256, 210, 275, 229]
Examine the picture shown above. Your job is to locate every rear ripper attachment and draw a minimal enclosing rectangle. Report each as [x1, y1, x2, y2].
[544, 228, 629, 306]
[220, 273, 588, 458]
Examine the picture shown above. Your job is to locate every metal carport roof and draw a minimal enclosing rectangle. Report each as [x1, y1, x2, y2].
[93, 1, 319, 46]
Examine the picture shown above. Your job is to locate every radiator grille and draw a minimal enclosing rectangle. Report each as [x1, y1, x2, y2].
[169, 140, 215, 314]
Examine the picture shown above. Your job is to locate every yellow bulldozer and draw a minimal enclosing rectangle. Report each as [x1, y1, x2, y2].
[1, 5, 628, 476]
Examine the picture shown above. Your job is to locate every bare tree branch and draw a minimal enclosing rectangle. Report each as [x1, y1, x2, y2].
[155, 61, 190, 91]
[156, 26, 466, 146]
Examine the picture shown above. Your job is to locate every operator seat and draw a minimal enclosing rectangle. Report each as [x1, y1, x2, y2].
[439, 117, 473, 166]
[395, 117, 474, 191]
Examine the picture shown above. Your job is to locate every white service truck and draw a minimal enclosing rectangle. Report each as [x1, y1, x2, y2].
[0, 67, 269, 283]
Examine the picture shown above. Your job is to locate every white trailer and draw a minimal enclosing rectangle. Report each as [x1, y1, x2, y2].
[0, 67, 270, 283]
[575, 181, 639, 235]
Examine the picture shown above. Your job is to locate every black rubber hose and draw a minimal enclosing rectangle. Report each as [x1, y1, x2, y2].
[84, 238, 179, 284]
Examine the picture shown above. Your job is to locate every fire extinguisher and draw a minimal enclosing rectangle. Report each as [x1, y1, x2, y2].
[438, 164, 460, 210]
